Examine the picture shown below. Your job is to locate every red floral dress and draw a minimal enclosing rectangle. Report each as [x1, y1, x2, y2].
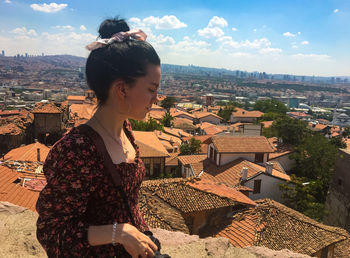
[36, 120, 149, 258]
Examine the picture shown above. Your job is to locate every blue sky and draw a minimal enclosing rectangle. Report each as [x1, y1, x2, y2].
[1, 0, 349, 76]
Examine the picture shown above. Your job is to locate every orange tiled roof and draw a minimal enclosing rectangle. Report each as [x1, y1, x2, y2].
[31, 102, 62, 114]
[198, 122, 216, 129]
[165, 153, 179, 166]
[267, 137, 294, 159]
[307, 123, 329, 131]
[141, 177, 248, 213]
[154, 130, 182, 144]
[133, 131, 170, 158]
[173, 117, 197, 130]
[163, 127, 192, 138]
[151, 104, 165, 110]
[261, 121, 273, 128]
[4, 142, 50, 162]
[0, 165, 40, 211]
[0, 123, 23, 135]
[211, 136, 275, 153]
[193, 111, 223, 120]
[193, 158, 290, 186]
[201, 198, 349, 255]
[67, 95, 86, 101]
[169, 108, 195, 119]
[145, 110, 166, 121]
[232, 108, 264, 118]
[178, 154, 207, 165]
[0, 110, 20, 116]
[203, 126, 224, 135]
[69, 103, 97, 120]
[187, 178, 256, 206]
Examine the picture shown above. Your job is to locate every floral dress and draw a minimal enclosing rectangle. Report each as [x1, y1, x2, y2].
[36, 120, 149, 257]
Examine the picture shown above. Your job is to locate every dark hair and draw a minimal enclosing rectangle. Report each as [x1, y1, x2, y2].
[86, 17, 160, 108]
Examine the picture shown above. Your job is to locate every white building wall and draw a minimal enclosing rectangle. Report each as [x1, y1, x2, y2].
[269, 154, 294, 172]
[244, 173, 286, 203]
[220, 153, 268, 166]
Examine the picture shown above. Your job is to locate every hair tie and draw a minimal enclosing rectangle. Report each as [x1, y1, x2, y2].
[85, 29, 147, 51]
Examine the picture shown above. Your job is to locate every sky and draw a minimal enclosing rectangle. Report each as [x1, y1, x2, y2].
[0, 0, 349, 76]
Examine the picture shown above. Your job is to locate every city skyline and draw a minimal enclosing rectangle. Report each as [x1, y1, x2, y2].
[1, 0, 349, 76]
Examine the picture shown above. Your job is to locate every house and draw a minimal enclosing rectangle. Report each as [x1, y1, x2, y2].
[188, 158, 290, 202]
[139, 177, 256, 235]
[178, 154, 207, 177]
[170, 108, 195, 122]
[31, 102, 64, 143]
[173, 117, 197, 135]
[307, 122, 331, 135]
[193, 112, 223, 125]
[208, 135, 275, 166]
[230, 108, 264, 123]
[287, 111, 312, 120]
[182, 135, 214, 154]
[324, 148, 350, 233]
[199, 199, 349, 258]
[153, 130, 181, 153]
[4, 141, 50, 162]
[267, 137, 294, 172]
[163, 127, 192, 139]
[69, 103, 97, 120]
[132, 131, 170, 178]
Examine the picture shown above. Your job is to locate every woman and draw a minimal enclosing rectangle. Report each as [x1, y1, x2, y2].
[36, 17, 161, 257]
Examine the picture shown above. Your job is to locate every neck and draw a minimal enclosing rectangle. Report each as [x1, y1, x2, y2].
[92, 104, 128, 138]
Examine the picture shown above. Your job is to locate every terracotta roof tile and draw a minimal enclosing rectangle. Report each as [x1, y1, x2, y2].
[70, 103, 97, 120]
[0, 123, 23, 135]
[200, 198, 349, 255]
[193, 112, 223, 120]
[31, 102, 62, 114]
[163, 127, 192, 138]
[0, 165, 40, 211]
[203, 126, 224, 135]
[212, 136, 275, 153]
[133, 131, 170, 158]
[195, 158, 290, 186]
[233, 108, 264, 118]
[178, 154, 207, 165]
[4, 142, 50, 162]
[67, 95, 86, 101]
[165, 153, 179, 166]
[187, 178, 256, 206]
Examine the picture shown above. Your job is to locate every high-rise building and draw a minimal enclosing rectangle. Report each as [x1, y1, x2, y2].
[1, 50, 4, 56]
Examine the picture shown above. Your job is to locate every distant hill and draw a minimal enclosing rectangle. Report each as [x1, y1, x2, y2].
[0, 55, 86, 71]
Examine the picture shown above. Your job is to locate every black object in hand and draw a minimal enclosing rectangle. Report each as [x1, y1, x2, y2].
[143, 231, 171, 258]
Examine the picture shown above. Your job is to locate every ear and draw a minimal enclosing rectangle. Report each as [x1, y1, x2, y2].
[111, 79, 128, 99]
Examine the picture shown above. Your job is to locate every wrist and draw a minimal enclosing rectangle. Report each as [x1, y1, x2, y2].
[111, 222, 124, 246]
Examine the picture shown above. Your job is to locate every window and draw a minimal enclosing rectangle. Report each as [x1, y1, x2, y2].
[253, 179, 261, 194]
[209, 147, 213, 160]
[255, 153, 264, 163]
[144, 163, 150, 176]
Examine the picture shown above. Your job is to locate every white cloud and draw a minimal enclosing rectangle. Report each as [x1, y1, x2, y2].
[208, 16, 228, 28]
[334, 9, 339, 13]
[30, 3, 67, 13]
[292, 45, 299, 49]
[54, 25, 74, 30]
[291, 53, 331, 60]
[4, 0, 12, 3]
[149, 34, 176, 46]
[197, 16, 228, 38]
[283, 32, 296, 37]
[198, 27, 224, 38]
[298, 32, 301, 35]
[301, 41, 309, 45]
[80, 25, 87, 31]
[142, 15, 187, 29]
[232, 27, 237, 32]
[253, 28, 257, 32]
[219, 36, 272, 49]
[169, 36, 210, 53]
[12, 27, 37, 36]
[259, 47, 282, 55]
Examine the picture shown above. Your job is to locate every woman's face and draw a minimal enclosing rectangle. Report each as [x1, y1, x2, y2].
[125, 64, 161, 120]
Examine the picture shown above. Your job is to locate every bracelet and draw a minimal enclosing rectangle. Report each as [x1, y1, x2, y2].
[112, 221, 118, 246]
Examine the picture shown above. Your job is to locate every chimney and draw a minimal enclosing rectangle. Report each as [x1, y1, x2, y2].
[241, 167, 248, 181]
[265, 162, 273, 174]
[37, 148, 40, 162]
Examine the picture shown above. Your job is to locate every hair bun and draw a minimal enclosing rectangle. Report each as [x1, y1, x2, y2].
[98, 17, 130, 38]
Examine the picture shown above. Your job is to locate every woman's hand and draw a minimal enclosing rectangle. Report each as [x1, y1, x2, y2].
[118, 223, 158, 258]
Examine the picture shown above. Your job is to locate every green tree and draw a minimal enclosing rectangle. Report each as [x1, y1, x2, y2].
[129, 117, 164, 131]
[180, 137, 202, 155]
[161, 111, 174, 127]
[160, 96, 177, 111]
[218, 106, 236, 122]
[259, 112, 286, 122]
[254, 99, 289, 114]
[343, 127, 350, 138]
[279, 175, 327, 222]
[290, 134, 338, 202]
[329, 135, 347, 149]
[270, 116, 309, 145]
